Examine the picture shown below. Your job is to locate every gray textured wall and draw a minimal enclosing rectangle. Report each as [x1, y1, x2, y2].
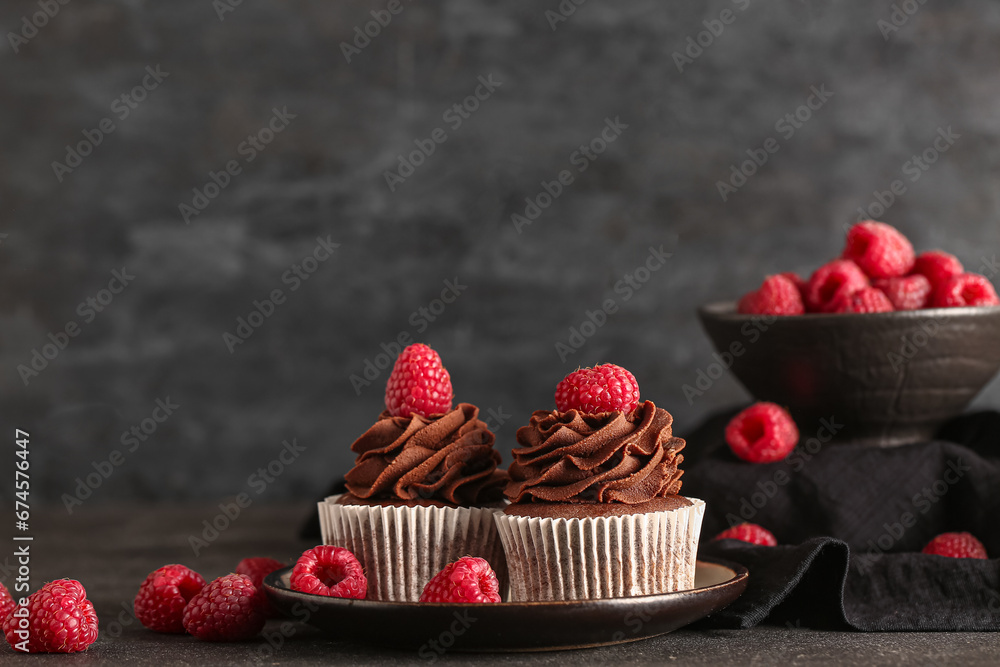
[3, 0, 1000, 506]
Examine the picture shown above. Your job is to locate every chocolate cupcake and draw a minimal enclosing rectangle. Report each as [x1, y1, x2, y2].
[493, 364, 704, 601]
[318, 344, 509, 601]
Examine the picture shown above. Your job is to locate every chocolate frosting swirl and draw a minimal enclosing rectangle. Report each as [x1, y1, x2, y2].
[505, 401, 685, 504]
[344, 403, 508, 505]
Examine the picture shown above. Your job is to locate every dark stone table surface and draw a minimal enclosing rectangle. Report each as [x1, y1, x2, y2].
[2, 504, 997, 666]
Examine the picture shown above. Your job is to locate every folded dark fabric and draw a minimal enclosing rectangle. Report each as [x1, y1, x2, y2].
[686, 410, 1000, 631]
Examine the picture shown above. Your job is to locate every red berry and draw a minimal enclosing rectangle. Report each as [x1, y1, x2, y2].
[384, 343, 454, 418]
[554, 363, 640, 415]
[737, 275, 805, 315]
[931, 273, 1000, 307]
[0, 581, 14, 625]
[290, 546, 367, 599]
[922, 532, 988, 559]
[135, 564, 206, 633]
[3, 579, 98, 653]
[236, 557, 285, 617]
[843, 221, 915, 279]
[912, 250, 963, 288]
[713, 523, 778, 546]
[182, 574, 266, 641]
[725, 402, 799, 463]
[779, 272, 809, 299]
[806, 259, 869, 313]
[419, 557, 502, 603]
[837, 286, 895, 313]
[874, 275, 932, 311]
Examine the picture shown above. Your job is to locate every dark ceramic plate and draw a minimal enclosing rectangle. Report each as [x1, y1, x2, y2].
[263, 559, 748, 652]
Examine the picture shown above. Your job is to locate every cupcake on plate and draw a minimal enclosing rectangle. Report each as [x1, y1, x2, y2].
[494, 363, 705, 601]
[318, 343, 509, 601]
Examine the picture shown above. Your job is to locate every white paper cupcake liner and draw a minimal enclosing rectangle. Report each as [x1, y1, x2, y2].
[493, 498, 705, 601]
[318, 495, 508, 601]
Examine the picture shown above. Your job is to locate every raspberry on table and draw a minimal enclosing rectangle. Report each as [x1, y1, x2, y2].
[806, 259, 869, 313]
[236, 557, 285, 617]
[931, 273, 1000, 307]
[0, 581, 14, 625]
[419, 557, 502, 603]
[2, 579, 98, 653]
[874, 275, 932, 311]
[842, 220, 915, 279]
[182, 574, 266, 641]
[737, 274, 805, 316]
[290, 546, 367, 599]
[837, 286, 895, 313]
[713, 523, 778, 547]
[922, 532, 988, 559]
[135, 564, 207, 633]
[912, 250, 963, 288]
[385, 343, 454, 418]
[554, 363, 640, 415]
[725, 402, 799, 463]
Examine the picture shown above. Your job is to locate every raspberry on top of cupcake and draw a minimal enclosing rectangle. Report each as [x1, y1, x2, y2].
[343, 343, 508, 507]
[505, 363, 688, 517]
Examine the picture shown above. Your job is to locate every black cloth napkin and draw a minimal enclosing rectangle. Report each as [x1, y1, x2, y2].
[685, 410, 1000, 631]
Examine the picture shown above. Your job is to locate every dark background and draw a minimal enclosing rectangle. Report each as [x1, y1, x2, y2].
[3, 0, 999, 506]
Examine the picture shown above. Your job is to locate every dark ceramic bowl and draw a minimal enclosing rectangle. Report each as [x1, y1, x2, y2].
[697, 302, 1000, 446]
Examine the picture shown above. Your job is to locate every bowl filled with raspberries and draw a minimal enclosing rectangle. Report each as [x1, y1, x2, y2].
[698, 221, 1000, 447]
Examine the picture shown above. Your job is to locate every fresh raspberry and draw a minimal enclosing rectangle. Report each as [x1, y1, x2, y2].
[134, 564, 206, 633]
[842, 220, 915, 279]
[805, 259, 869, 313]
[779, 272, 809, 299]
[713, 523, 778, 547]
[874, 275, 932, 311]
[290, 546, 367, 599]
[182, 574, 266, 642]
[737, 274, 805, 316]
[419, 557, 502, 603]
[836, 286, 895, 314]
[384, 343, 454, 418]
[3, 579, 98, 653]
[922, 532, 988, 559]
[725, 402, 799, 463]
[0, 581, 14, 625]
[554, 363, 640, 415]
[912, 250, 963, 288]
[931, 273, 1000, 308]
[236, 557, 285, 617]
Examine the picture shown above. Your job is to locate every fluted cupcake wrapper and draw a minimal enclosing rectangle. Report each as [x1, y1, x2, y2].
[493, 498, 705, 601]
[318, 495, 508, 601]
